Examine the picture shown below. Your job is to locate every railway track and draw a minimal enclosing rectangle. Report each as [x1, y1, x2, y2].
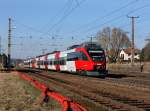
[105, 77, 150, 90]
[18, 69, 150, 111]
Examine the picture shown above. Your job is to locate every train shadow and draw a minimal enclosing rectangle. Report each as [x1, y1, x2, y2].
[106, 73, 136, 79]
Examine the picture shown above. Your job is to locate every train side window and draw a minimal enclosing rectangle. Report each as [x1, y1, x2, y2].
[50, 60, 53, 65]
[47, 60, 52, 65]
[40, 61, 44, 65]
[49, 61, 51, 65]
[48, 60, 51, 65]
[54, 60, 58, 65]
[67, 52, 79, 61]
[44, 61, 48, 65]
[37, 61, 40, 65]
[59, 58, 66, 65]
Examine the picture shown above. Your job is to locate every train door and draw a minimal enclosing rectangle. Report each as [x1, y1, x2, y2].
[66, 52, 77, 72]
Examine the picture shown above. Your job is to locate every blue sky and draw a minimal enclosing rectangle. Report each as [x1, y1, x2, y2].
[0, 0, 150, 59]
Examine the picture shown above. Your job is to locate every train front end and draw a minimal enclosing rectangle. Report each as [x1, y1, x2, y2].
[87, 49, 107, 76]
[80, 42, 108, 77]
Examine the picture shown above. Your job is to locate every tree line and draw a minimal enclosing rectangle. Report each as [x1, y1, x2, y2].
[96, 27, 131, 61]
[140, 41, 150, 61]
[96, 27, 150, 62]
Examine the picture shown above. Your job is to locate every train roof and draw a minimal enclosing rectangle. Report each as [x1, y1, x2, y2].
[67, 42, 102, 50]
[25, 42, 103, 60]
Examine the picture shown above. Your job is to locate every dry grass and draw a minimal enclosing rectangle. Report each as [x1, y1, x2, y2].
[107, 62, 150, 73]
[28, 72, 109, 111]
[0, 72, 62, 111]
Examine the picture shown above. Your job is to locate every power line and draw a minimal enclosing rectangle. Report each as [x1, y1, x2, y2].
[78, 1, 150, 34]
[46, 0, 74, 35]
[67, 0, 150, 37]
[83, 14, 126, 33]
[66, 0, 139, 35]
[14, 0, 86, 40]
[13, 20, 44, 35]
[40, 0, 73, 31]
[127, 2, 150, 15]
[43, 0, 86, 36]
[13, 1, 74, 37]
[119, 15, 150, 29]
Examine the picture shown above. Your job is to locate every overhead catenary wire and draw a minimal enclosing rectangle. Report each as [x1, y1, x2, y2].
[66, 0, 139, 35]
[119, 15, 150, 29]
[127, 2, 150, 15]
[13, 0, 74, 37]
[45, 0, 74, 37]
[40, 0, 73, 32]
[42, 0, 86, 36]
[117, 3, 150, 29]
[13, 0, 86, 38]
[14, 0, 140, 38]
[12, 0, 150, 59]
[76, 1, 150, 35]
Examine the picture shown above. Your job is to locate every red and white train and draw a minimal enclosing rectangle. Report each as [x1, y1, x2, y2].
[24, 42, 107, 77]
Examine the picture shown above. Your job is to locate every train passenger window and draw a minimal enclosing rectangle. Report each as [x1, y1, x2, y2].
[47, 60, 52, 65]
[54, 60, 56, 65]
[67, 52, 79, 61]
[48, 61, 51, 65]
[54, 60, 59, 65]
[31, 60, 35, 64]
[39, 61, 44, 65]
[59, 58, 66, 65]
[48, 61, 50, 65]
[44, 61, 48, 65]
[37, 61, 40, 65]
[50, 60, 53, 65]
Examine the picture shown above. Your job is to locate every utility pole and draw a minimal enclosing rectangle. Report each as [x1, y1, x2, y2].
[88, 36, 95, 43]
[8, 18, 12, 69]
[127, 16, 139, 66]
[42, 48, 47, 55]
[0, 36, 1, 54]
[90, 36, 93, 43]
[0, 36, 1, 66]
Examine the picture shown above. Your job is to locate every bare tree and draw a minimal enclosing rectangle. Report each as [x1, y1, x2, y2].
[141, 41, 150, 61]
[96, 27, 131, 61]
[96, 27, 111, 51]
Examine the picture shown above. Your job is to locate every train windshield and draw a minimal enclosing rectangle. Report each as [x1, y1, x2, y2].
[88, 50, 105, 62]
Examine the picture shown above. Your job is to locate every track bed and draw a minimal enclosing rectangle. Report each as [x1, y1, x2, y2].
[17, 68, 150, 111]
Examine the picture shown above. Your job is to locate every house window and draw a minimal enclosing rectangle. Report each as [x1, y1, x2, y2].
[128, 53, 131, 56]
[120, 54, 124, 59]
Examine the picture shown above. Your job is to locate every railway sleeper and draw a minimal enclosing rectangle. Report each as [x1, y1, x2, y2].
[98, 101, 109, 104]
[143, 108, 150, 111]
[108, 104, 130, 111]
[27, 71, 150, 111]
[117, 109, 129, 111]
[138, 105, 150, 108]
[122, 100, 140, 103]
[137, 105, 150, 108]
[130, 103, 150, 106]
[111, 104, 123, 109]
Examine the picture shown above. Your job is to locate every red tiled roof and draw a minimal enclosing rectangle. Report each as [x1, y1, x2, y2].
[122, 48, 140, 54]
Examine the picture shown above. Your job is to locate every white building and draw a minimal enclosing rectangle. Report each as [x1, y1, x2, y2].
[119, 48, 140, 61]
